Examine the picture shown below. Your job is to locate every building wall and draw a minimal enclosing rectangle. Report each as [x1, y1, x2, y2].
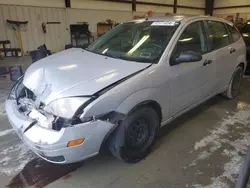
[0, 4, 69, 53]
[0, 0, 65, 7]
[214, 0, 250, 20]
[215, 0, 250, 8]
[0, 0, 205, 53]
[178, 0, 205, 8]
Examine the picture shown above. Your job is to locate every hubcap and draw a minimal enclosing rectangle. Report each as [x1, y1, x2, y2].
[127, 118, 150, 150]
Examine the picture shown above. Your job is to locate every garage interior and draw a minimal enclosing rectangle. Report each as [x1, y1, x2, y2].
[1, 0, 250, 187]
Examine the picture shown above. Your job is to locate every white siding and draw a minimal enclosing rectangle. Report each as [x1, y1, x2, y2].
[0, 4, 68, 53]
[0, 0, 65, 7]
[71, 0, 131, 11]
[178, 0, 205, 8]
[215, 0, 250, 8]
[177, 0, 204, 15]
[136, 4, 173, 14]
[177, 8, 204, 15]
[214, 0, 250, 18]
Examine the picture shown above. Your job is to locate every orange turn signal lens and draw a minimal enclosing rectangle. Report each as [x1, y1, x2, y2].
[67, 138, 85, 147]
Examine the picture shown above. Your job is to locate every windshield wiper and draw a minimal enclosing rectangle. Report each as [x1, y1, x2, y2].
[120, 55, 157, 63]
[105, 53, 121, 59]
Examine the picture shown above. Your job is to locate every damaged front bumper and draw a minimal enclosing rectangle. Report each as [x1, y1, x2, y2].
[5, 99, 115, 164]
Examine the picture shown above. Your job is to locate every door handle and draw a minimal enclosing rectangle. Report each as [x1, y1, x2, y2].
[230, 48, 236, 54]
[203, 60, 212, 66]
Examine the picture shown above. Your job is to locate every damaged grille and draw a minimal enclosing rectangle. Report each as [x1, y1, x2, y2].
[15, 82, 55, 130]
[13, 78, 83, 131]
[17, 86, 44, 113]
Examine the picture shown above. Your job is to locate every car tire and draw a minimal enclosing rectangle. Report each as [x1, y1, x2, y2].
[222, 66, 244, 99]
[108, 106, 159, 163]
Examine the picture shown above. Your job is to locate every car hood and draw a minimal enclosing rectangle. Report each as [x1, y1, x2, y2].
[23, 48, 150, 105]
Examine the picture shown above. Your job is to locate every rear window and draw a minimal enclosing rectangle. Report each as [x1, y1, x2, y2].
[207, 21, 230, 50]
[226, 24, 241, 43]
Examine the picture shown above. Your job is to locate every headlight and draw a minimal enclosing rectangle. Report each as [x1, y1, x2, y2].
[44, 97, 91, 119]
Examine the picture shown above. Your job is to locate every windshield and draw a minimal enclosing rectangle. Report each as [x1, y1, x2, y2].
[87, 21, 180, 63]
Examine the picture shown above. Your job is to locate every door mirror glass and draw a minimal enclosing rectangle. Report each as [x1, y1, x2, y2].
[177, 51, 202, 63]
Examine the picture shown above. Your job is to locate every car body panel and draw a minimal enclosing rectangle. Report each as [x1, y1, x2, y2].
[165, 19, 217, 116]
[5, 15, 247, 164]
[82, 64, 171, 122]
[6, 100, 115, 164]
[23, 48, 151, 105]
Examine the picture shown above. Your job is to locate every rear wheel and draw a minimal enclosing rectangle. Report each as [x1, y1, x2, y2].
[108, 107, 159, 163]
[222, 66, 244, 99]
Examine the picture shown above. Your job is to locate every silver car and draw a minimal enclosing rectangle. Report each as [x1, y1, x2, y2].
[6, 15, 247, 164]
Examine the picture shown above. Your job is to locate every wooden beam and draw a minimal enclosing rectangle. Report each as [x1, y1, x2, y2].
[65, 0, 71, 8]
[214, 5, 250, 9]
[173, 0, 177, 13]
[132, 0, 136, 11]
[205, 0, 214, 15]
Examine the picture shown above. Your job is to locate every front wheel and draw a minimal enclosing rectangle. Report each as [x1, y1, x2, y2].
[222, 66, 244, 99]
[108, 107, 159, 163]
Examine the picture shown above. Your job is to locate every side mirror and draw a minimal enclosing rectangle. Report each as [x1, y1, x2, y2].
[177, 51, 202, 63]
[170, 51, 202, 66]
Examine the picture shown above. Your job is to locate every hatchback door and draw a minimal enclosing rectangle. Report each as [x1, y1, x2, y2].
[168, 21, 215, 116]
[206, 20, 234, 91]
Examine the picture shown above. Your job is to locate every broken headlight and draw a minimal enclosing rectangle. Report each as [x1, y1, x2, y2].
[44, 97, 91, 119]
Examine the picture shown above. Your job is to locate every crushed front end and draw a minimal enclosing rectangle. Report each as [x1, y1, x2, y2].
[5, 77, 115, 164]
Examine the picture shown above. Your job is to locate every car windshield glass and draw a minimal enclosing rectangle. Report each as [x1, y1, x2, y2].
[87, 21, 180, 63]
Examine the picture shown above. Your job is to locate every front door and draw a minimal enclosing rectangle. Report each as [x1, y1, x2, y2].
[168, 21, 215, 116]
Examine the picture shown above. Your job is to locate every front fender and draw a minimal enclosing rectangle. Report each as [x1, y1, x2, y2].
[115, 88, 168, 119]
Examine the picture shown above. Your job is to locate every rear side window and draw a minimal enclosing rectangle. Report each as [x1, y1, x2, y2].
[227, 24, 241, 43]
[207, 21, 230, 50]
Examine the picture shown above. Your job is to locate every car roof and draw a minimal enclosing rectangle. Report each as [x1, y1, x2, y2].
[129, 14, 232, 25]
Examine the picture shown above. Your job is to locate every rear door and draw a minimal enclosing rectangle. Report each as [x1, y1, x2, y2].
[206, 20, 232, 91]
[226, 23, 244, 73]
[168, 21, 215, 116]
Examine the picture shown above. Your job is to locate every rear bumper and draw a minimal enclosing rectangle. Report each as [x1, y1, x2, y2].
[5, 100, 115, 164]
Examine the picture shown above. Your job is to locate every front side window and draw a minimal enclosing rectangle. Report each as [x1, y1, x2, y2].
[226, 24, 241, 43]
[172, 21, 208, 58]
[87, 21, 180, 63]
[207, 21, 230, 50]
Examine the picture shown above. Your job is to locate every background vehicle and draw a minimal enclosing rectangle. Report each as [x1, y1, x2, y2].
[239, 21, 250, 74]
